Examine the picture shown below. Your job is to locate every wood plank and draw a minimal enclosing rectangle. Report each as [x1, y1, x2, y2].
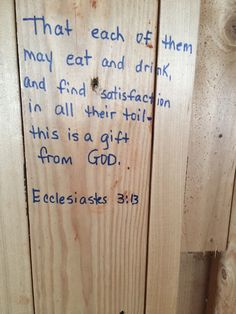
[177, 253, 211, 314]
[0, 0, 34, 313]
[205, 253, 220, 314]
[182, 0, 236, 252]
[145, 1, 200, 313]
[15, 1, 158, 313]
[210, 173, 236, 313]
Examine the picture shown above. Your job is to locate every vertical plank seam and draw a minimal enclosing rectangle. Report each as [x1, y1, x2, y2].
[13, 1, 36, 313]
[143, 1, 161, 313]
[183, 156, 189, 210]
[225, 167, 236, 249]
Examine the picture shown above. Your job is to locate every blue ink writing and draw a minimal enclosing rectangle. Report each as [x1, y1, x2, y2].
[156, 93, 171, 108]
[101, 56, 125, 70]
[91, 26, 125, 42]
[162, 34, 192, 54]
[57, 79, 86, 97]
[24, 48, 53, 72]
[66, 50, 93, 66]
[38, 146, 72, 165]
[123, 107, 152, 122]
[135, 60, 172, 81]
[22, 16, 73, 36]
[23, 76, 46, 91]
[79, 193, 107, 205]
[32, 188, 77, 204]
[55, 102, 74, 117]
[100, 130, 129, 150]
[117, 193, 139, 205]
[67, 128, 79, 142]
[28, 99, 42, 113]
[84, 105, 117, 120]
[88, 149, 117, 166]
[136, 30, 152, 45]
[101, 86, 154, 105]
[84, 132, 93, 142]
[29, 125, 59, 140]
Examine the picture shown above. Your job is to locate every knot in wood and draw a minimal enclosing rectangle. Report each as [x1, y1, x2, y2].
[91, 77, 99, 91]
[222, 15, 236, 47]
[221, 267, 227, 280]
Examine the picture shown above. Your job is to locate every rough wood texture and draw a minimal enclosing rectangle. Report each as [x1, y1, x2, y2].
[15, 0, 158, 313]
[210, 173, 236, 313]
[205, 253, 221, 314]
[182, 0, 236, 252]
[0, 0, 34, 313]
[177, 253, 211, 314]
[146, 1, 200, 313]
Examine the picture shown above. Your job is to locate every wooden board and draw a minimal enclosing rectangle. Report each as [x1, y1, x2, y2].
[177, 253, 211, 314]
[182, 0, 236, 252]
[145, 1, 200, 313]
[211, 174, 236, 313]
[205, 253, 220, 314]
[15, 0, 158, 313]
[0, 0, 34, 313]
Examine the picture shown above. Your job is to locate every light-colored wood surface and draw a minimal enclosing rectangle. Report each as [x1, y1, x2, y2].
[182, 0, 236, 252]
[3, 0, 235, 313]
[145, 1, 200, 313]
[0, 0, 34, 313]
[15, 1, 158, 313]
[212, 174, 236, 313]
[177, 253, 211, 314]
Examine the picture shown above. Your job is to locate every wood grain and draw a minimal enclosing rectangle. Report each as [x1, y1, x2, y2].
[177, 253, 211, 314]
[145, 1, 200, 313]
[205, 253, 220, 314]
[15, 0, 158, 313]
[0, 0, 34, 313]
[211, 173, 236, 313]
[182, 0, 236, 252]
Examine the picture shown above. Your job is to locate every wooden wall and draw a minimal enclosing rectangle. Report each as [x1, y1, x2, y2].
[0, 0, 235, 313]
[0, 0, 34, 313]
[182, 0, 236, 253]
